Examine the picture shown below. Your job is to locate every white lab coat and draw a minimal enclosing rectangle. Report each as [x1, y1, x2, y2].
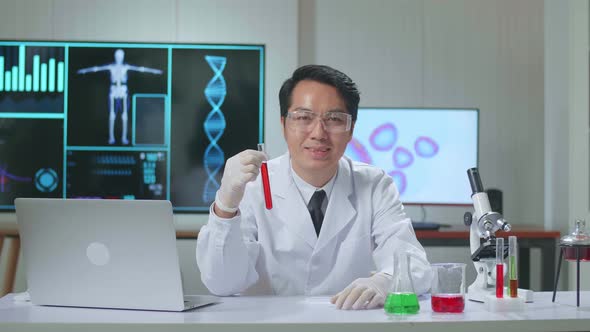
[196, 153, 432, 296]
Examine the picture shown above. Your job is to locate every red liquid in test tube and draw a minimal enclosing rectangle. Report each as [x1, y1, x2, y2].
[258, 144, 272, 210]
[496, 264, 504, 298]
[496, 237, 504, 298]
[509, 279, 518, 298]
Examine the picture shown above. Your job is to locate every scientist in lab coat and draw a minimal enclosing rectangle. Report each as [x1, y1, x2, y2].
[196, 64, 432, 310]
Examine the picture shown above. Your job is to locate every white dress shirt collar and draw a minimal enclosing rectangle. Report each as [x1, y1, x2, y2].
[289, 160, 336, 210]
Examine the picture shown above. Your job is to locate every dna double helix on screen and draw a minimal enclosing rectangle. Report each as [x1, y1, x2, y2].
[202, 56, 227, 203]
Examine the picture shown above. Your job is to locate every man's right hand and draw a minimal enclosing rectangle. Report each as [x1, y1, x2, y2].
[214, 149, 267, 217]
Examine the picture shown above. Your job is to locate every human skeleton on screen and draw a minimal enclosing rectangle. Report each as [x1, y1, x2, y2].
[77, 49, 162, 145]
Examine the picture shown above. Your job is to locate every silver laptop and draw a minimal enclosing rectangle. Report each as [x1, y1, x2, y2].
[15, 198, 219, 311]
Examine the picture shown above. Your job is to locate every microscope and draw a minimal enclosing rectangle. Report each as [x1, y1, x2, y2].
[463, 168, 512, 303]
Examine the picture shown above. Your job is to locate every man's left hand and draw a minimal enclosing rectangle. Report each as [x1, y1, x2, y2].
[330, 273, 391, 310]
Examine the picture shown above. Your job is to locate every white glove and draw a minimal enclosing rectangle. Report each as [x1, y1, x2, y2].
[215, 149, 267, 213]
[330, 273, 391, 310]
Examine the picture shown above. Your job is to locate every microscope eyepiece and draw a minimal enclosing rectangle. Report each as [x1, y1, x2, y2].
[467, 168, 484, 195]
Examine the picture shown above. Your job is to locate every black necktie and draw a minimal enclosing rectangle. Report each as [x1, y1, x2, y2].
[308, 190, 326, 236]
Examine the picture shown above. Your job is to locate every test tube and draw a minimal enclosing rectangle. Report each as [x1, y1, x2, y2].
[508, 236, 518, 298]
[496, 237, 504, 298]
[257, 143, 272, 210]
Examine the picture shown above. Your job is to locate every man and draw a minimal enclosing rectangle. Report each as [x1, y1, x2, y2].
[196, 65, 432, 310]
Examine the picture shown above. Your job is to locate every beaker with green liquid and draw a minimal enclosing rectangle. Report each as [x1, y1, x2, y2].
[384, 251, 420, 315]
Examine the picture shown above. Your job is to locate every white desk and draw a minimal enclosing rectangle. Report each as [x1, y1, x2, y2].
[0, 292, 589, 332]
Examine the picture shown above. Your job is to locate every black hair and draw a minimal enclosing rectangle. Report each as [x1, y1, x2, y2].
[278, 64, 360, 121]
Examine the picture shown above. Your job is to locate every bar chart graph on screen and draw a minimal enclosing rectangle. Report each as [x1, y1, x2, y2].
[0, 45, 65, 93]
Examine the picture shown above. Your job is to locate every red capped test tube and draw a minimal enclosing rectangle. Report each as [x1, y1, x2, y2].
[258, 144, 272, 210]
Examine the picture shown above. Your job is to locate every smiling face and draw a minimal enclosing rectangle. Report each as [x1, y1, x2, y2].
[281, 80, 354, 187]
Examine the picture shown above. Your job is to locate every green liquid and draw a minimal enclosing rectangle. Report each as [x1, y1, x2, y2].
[509, 256, 517, 279]
[384, 292, 420, 315]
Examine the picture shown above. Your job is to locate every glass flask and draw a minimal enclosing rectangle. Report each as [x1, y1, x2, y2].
[561, 219, 590, 261]
[384, 251, 419, 315]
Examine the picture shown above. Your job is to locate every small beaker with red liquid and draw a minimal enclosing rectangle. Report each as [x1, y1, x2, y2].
[431, 263, 466, 313]
[561, 219, 590, 261]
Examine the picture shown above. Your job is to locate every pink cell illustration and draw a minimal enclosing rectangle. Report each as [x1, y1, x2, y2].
[414, 136, 439, 158]
[393, 146, 414, 169]
[369, 123, 397, 151]
[345, 137, 373, 164]
[388, 170, 407, 194]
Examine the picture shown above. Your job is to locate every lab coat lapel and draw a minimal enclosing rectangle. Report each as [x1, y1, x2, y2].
[314, 158, 356, 252]
[272, 154, 317, 249]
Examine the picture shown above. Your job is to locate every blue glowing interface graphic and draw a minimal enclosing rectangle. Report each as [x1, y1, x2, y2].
[345, 108, 478, 205]
[0, 41, 264, 212]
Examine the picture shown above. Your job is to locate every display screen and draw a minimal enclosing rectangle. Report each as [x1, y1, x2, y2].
[0, 41, 264, 212]
[345, 108, 478, 205]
